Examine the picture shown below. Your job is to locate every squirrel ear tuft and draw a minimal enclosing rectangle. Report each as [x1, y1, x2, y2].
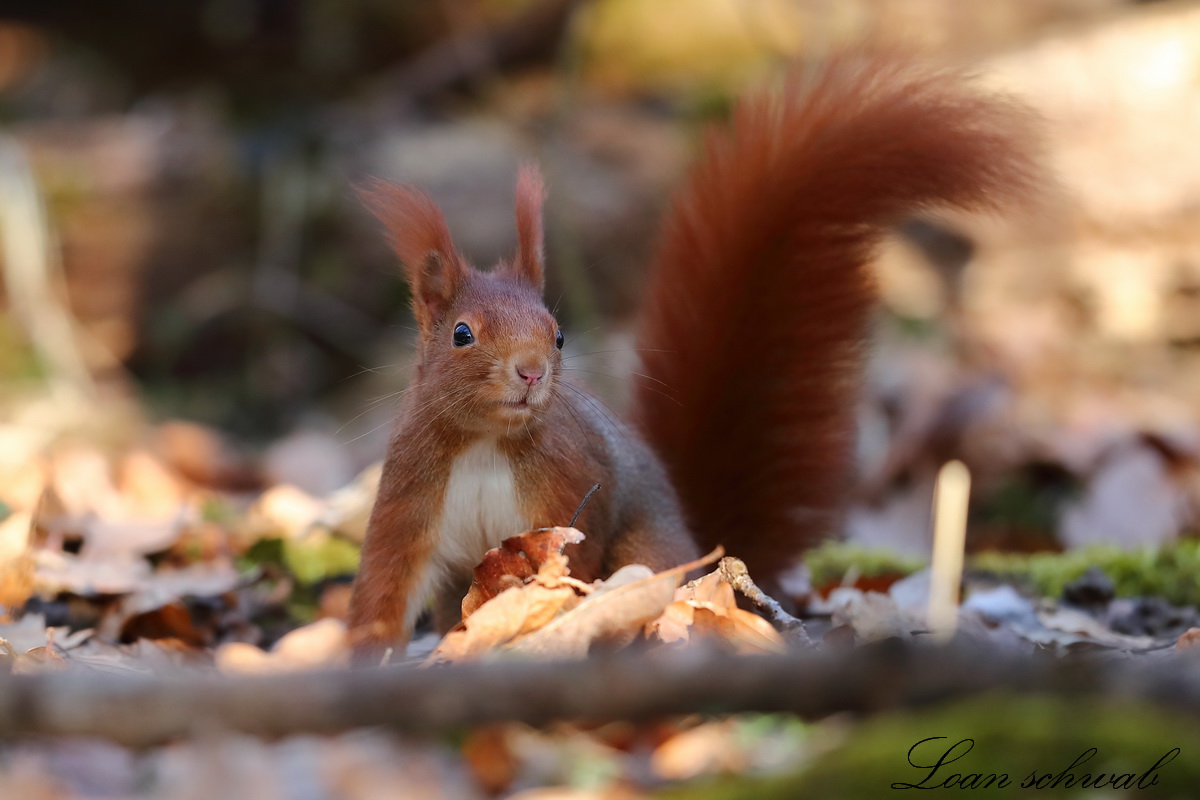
[512, 163, 546, 291]
[358, 178, 467, 334]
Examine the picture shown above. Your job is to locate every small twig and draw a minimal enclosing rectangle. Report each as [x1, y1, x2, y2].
[718, 557, 812, 648]
[569, 483, 601, 527]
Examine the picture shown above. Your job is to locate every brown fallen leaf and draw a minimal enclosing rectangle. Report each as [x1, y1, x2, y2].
[34, 550, 151, 596]
[690, 607, 785, 655]
[461, 725, 520, 795]
[0, 636, 67, 674]
[647, 568, 785, 654]
[318, 582, 354, 622]
[316, 462, 382, 544]
[649, 600, 696, 646]
[0, 511, 34, 608]
[462, 526, 585, 617]
[80, 517, 183, 561]
[1175, 627, 1200, 652]
[48, 446, 122, 520]
[651, 720, 745, 780]
[683, 570, 737, 608]
[117, 449, 188, 519]
[508, 548, 723, 659]
[272, 617, 349, 668]
[119, 601, 206, 647]
[246, 484, 324, 540]
[216, 618, 348, 674]
[0, 456, 47, 513]
[429, 583, 580, 663]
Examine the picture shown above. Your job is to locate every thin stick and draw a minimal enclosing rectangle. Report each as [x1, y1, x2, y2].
[717, 557, 812, 647]
[569, 483, 601, 527]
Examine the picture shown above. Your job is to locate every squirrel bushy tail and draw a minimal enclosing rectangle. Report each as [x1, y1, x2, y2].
[632, 51, 1041, 581]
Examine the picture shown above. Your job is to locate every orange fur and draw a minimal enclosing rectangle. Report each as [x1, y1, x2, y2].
[632, 51, 1040, 581]
[347, 50, 1042, 660]
[358, 179, 467, 338]
[510, 164, 547, 288]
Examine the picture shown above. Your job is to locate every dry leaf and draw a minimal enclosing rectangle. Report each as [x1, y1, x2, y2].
[247, 484, 323, 539]
[0, 511, 35, 608]
[462, 527, 585, 617]
[49, 446, 121, 519]
[509, 549, 723, 659]
[681, 570, 737, 608]
[430, 583, 579, 663]
[649, 601, 696, 645]
[828, 588, 918, 643]
[647, 568, 785, 654]
[0, 636, 67, 674]
[119, 601, 206, 647]
[216, 618, 348, 674]
[0, 457, 47, 513]
[13, 644, 68, 674]
[318, 582, 354, 622]
[34, 550, 151, 595]
[1175, 627, 1200, 652]
[0, 509, 33, 562]
[81, 517, 184, 561]
[690, 607, 785, 655]
[272, 618, 348, 667]
[651, 721, 744, 780]
[316, 462, 382, 544]
[213, 642, 274, 674]
[461, 725, 519, 795]
[117, 449, 188, 519]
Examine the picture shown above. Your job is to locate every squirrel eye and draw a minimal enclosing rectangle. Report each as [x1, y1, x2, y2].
[555, 330, 564, 350]
[452, 322, 475, 347]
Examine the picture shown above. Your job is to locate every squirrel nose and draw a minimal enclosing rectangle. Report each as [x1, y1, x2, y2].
[516, 364, 544, 386]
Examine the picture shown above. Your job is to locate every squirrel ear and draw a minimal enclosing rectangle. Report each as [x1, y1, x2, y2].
[511, 163, 546, 291]
[358, 178, 467, 335]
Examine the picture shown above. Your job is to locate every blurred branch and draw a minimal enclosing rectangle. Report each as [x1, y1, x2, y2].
[0, 644, 1195, 746]
[0, 134, 97, 400]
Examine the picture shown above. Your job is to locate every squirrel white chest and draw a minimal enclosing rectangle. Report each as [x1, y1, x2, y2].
[433, 439, 528, 571]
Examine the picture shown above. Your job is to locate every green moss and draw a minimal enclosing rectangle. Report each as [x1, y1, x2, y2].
[199, 496, 239, 526]
[973, 539, 1200, 606]
[804, 542, 926, 589]
[807, 539, 1200, 606]
[658, 696, 1198, 798]
[238, 536, 287, 574]
[281, 533, 361, 585]
[239, 534, 360, 586]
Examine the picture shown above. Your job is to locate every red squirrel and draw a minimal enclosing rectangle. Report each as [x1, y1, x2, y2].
[347, 50, 1040, 659]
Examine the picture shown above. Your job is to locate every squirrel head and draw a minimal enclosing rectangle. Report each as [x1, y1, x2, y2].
[361, 165, 563, 435]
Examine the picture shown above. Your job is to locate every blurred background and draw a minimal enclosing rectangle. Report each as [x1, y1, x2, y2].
[2, 0, 1200, 564]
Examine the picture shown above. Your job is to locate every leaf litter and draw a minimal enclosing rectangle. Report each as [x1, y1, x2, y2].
[6, 419, 1200, 798]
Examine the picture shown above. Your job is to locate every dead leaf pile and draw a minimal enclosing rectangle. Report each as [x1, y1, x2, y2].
[430, 528, 787, 664]
[0, 421, 379, 675]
